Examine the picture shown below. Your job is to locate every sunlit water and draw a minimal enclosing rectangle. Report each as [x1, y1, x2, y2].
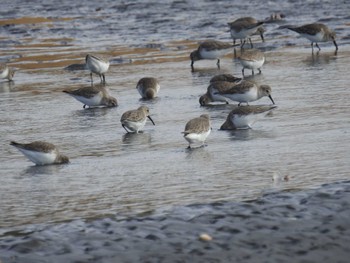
[0, 0, 350, 235]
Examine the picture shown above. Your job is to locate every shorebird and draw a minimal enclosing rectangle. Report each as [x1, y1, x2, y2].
[287, 23, 338, 52]
[121, 106, 155, 133]
[199, 81, 239, 106]
[190, 40, 237, 69]
[238, 49, 265, 76]
[0, 64, 15, 81]
[136, 77, 160, 99]
[85, 54, 110, 84]
[228, 17, 265, 48]
[63, 85, 118, 108]
[182, 114, 211, 149]
[10, 141, 69, 165]
[265, 13, 285, 23]
[220, 105, 277, 130]
[213, 80, 275, 106]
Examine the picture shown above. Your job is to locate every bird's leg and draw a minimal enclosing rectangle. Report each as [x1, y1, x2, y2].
[333, 39, 338, 51]
[249, 38, 253, 48]
[216, 59, 220, 69]
[242, 68, 245, 77]
[122, 125, 130, 133]
[102, 74, 106, 84]
[240, 39, 246, 49]
[252, 69, 255, 75]
[260, 33, 265, 43]
[90, 72, 93, 84]
[311, 42, 314, 53]
[83, 104, 87, 109]
[258, 68, 262, 74]
[315, 43, 321, 51]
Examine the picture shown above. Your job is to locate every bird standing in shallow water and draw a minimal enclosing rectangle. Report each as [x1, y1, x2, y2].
[63, 85, 118, 108]
[238, 49, 265, 76]
[200, 81, 239, 106]
[10, 141, 69, 165]
[228, 17, 265, 48]
[136, 77, 160, 99]
[182, 114, 211, 149]
[213, 80, 275, 106]
[0, 64, 15, 81]
[190, 40, 237, 70]
[121, 106, 155, 133]
[220, 105, 277, 130]
[85, 54, 110, 84]
[287, 23, 338, 53]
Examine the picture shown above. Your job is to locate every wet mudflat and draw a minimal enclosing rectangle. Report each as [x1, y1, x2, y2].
[1, 180, 350, 263]
[1, 0, 350, 262]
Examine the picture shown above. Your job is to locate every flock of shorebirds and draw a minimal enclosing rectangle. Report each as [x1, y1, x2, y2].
[2, 14, 339, 165]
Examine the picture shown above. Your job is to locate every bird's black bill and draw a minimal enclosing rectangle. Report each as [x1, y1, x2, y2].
[148, 116, 155, 125]
[269, 95, 275, 105]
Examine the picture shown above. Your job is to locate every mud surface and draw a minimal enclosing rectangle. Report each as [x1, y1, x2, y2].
[1, 180, 350, 262]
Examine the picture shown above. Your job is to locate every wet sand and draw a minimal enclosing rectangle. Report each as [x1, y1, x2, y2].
[1, 180, 350, 262]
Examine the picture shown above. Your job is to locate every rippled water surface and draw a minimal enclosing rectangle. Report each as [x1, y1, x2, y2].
[1, 0, 350, 234]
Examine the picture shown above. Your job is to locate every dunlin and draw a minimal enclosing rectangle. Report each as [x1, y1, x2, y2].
[228, 17, 264, 48]
[10, 141, 69, 165]
[190, 40, 236, 69]
[265, 13, 285, 23]
[85, 54, 110, 84]
[120, 106, 155, 133]
[209, 74, 242, 83]
[238, 49, 265, 76]
[200, 81, 238, 106]
[287, 23, 338, 52]
[136, 77, 160, 99]
[213, 80, 275, 106]
[0, 64, 15, 81]
[63, 85, 118, 108]
[182, 114, 211, 149]
[220, 105, 277, 130]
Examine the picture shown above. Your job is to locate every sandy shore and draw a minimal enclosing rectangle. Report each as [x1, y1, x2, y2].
[1, 180, 349, 263]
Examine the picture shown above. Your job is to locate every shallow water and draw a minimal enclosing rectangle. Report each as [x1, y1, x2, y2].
[1, 0, 350, 236]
